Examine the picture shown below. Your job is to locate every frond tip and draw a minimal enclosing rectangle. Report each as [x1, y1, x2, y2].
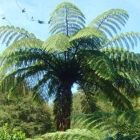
[105, 32, 140, 49]
[43, 34, 71, 52]
[48, 2, 86, 36]
[0, 26, 36, 46]
[89, 9, 129, 37]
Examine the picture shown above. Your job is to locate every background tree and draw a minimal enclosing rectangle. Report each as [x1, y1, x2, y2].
[0, 92, 53, 137]
[0, 2, 140, 131]
[72, 90, 114, 114]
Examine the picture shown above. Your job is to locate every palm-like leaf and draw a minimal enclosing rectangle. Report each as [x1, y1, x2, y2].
[102, 47, 140, 89]
[89, 9, 129, 37]
[0, 38, 57, 100]
[43, 33, 71, 52]
[48, 2, 86, 36]
[0, 26, 36, 46]
[104, 32, 140, 49]
[70, 27, 107, 50]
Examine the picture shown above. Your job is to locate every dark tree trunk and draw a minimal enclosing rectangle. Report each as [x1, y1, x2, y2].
[54, 83, 72, 131]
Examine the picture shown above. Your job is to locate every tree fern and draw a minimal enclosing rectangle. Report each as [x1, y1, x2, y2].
[0, 1, 140, 131]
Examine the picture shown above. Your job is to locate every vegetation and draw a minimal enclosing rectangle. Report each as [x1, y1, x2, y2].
[0, 92, 53, 137]
[0, 124, 25, 140]
[72, 90, 115, 114]
[0, 1, 140, 140]
[28, 110, 140, 140]
[1, 2, 140, 131]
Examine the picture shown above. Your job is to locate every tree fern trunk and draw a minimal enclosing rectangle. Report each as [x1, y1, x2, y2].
[54, 83, 72, 131]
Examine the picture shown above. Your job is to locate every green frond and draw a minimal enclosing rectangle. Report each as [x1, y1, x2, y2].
[104, 32, 140, 49]
[38, 129, 101, 140]
[43, 34, 71, 52]
[72, 110, 140, 136]
[0, 49, 46, 71]
[70, 27, 106, 49]
[118, 71, 140, 88]
[49, 2, 85, 36]
[0, 62, 46, 91]
[89, 9, 129, 37]
[0, 26, 36, 46]
[81, 70, 133, 110]
[85, 51, 116, 81]
[98, 80, 133, 110]
[102, 47, 140, 72]
[32, 73, 53, 100]
[100, 47, 140, 93]
[33, 110, 140, 140]
[4, 62, 45, 77]
[0, 39, 44, 74]
[1, 38, 43, 57]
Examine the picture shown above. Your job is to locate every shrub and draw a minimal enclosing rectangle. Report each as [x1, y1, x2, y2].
[0, 124, 26, 140]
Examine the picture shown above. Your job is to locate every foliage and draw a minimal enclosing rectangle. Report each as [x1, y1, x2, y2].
[0, 124, 26, 140]
[72, 90, 114, 114]
[0, 26, 35, 46]
[0, 1, 140, 130]
[31, 110, 140, 140]
[0, 93, 54, 137]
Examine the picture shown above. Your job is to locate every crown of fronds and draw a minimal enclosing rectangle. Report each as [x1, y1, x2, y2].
[0, 2, 140, 112]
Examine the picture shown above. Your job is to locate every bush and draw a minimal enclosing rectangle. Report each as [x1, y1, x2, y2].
[0, 93, 54, 137]
[0, 124, 26, 140]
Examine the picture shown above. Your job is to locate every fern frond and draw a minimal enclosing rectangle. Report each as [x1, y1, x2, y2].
[118, 71, 140, 88]
[0, 49, 50, 76]
[104, 32, 140, 49]
[89, 9, 129, 37]
[0, 38, 44, 74]
[32, 73, 53, 100]
[70, 27, 106, 50]
[100, 47, 140, 94]
[98, 80, 133, 110]
[1, 38, 43, 57]
[71, 110, 140, 136]
[38, 128, 106, 140]
[0, 26, 36, 46]
[49, 2, 85, 36]
[102, 47, 140, 72]
[0, 62, 46, 91]
[34, 110, 140, 140]
[43, 34, 71, 52]
[81, 70, 133, 110]
[85, 51, 116, 80]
